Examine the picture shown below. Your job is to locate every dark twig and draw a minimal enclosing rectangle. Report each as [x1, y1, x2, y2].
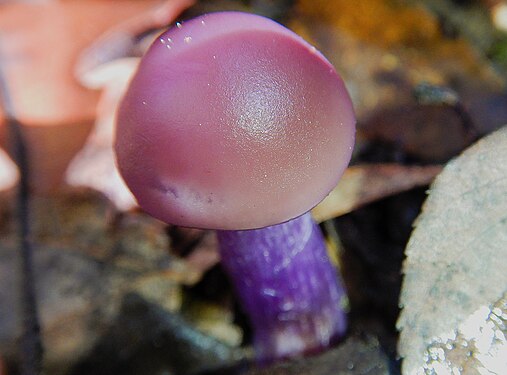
[0, 44, 42, 375]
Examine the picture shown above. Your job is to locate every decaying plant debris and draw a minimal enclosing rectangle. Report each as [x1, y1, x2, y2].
[1, 0, 506, 374]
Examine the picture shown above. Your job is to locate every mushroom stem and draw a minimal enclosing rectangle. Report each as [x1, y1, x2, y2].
[217, 212, 347, 362]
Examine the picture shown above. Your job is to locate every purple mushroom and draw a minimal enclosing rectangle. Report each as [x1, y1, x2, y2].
[115, 11, 355, 362]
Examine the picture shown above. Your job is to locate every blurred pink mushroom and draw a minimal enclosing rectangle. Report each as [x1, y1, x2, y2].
[0, 0, 194, 194]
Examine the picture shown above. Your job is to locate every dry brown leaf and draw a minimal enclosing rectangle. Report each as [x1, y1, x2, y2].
[0, 0, 193, 192]
[397, 125, 507, 374]
[312, 164, 442, 222]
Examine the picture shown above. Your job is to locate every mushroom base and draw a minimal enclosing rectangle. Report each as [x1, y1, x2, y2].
[217, 212, 347, 363]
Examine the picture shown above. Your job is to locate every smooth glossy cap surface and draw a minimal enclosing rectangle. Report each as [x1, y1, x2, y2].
[115, 12, 355, 229]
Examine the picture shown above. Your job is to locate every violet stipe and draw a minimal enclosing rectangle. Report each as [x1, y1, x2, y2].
[217, 212, 346, 362]
[114, 11, 356, 362]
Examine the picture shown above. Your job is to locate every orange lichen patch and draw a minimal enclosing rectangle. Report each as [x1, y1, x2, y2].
[295, 0, 440, 48]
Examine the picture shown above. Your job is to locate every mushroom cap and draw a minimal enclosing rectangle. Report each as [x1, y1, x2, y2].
[115, 11, 355, 230]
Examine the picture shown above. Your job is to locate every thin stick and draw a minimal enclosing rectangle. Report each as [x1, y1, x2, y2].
[0, 44, 42, 375]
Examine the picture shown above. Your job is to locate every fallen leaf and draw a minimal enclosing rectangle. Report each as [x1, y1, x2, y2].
[312, 164, 441, 222]
[397, 125, 507, 374]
